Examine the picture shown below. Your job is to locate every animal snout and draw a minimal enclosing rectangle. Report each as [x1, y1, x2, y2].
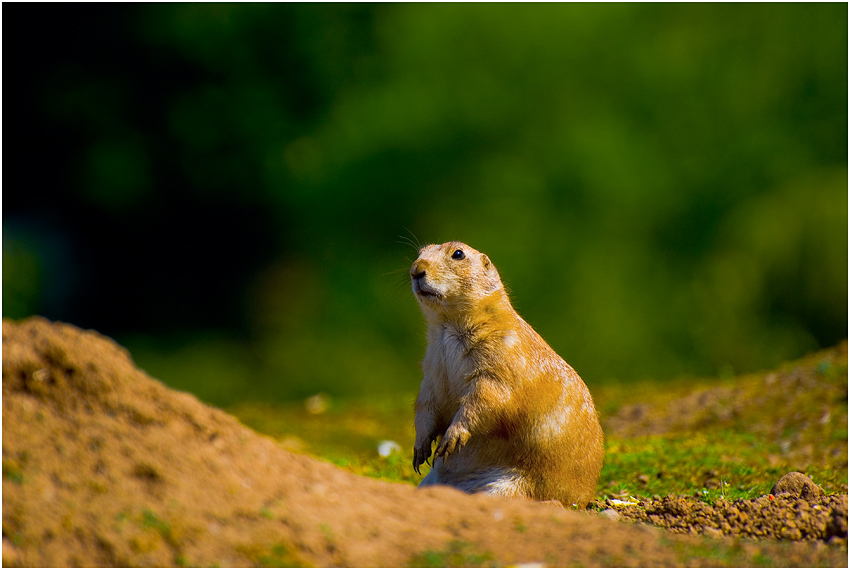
[410, 261, 426, 281]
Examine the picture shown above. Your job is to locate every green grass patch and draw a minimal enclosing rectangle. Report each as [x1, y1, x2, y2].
[408, 540, 498, 568]
[2, 459, 24, 485]
[658, 535, 777, 567]
[236, 542, 309, 568]
[227, 346, 848, 504]
[140, 509, 175, 546]
[229, 395, 421, 485]
[600, 431, 785, 502]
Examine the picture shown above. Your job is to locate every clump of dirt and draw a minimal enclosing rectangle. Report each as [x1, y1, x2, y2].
[772, 471, 825, 500]
[2, 317, 847, 567]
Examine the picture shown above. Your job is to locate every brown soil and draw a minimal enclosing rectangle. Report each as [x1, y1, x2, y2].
[594, 492, 847, 543]
[2, 317, 847, 567]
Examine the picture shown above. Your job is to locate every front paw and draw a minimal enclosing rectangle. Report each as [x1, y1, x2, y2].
[435, 423, 470, 459]
[413, 441, 433, 474]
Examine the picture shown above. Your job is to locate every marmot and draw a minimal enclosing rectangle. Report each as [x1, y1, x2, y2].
[410, 241, 603, 507]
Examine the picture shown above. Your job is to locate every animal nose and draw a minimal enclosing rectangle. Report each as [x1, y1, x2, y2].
[411, 269, 425, 280]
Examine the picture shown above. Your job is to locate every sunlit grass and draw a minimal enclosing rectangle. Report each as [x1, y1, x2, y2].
[229, 394, 422, 485]
[227, 346, 848, 503]
[599, 431, 846, 503]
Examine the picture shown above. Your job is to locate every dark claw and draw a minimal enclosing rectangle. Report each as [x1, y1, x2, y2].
[413, 445, 430, 475]
[413, 440, 435, 476]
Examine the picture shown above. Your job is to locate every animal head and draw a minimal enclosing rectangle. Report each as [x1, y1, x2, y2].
[410, 241, 504, 316]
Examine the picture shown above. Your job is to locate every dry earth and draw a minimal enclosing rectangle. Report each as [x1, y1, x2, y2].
[2, 317, 848, 567]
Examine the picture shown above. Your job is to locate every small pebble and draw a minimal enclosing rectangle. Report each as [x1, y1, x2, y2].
[377, 440, 401, 457]
[600, 508, 620, 521]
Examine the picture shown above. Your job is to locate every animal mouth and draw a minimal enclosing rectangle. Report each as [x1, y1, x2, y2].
[412, 278, 441, 300]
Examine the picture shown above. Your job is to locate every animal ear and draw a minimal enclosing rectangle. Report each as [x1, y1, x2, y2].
[480, 254, 501, 292]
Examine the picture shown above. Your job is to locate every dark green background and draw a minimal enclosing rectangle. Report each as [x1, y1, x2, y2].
[4, 4, 847, 405]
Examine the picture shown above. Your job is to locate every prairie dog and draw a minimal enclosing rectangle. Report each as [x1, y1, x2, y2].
[410, 241, 603, 507]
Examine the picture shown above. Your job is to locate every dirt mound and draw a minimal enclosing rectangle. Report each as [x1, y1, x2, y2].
[2, 318, 847, 567]
[605, 342, 848, 470]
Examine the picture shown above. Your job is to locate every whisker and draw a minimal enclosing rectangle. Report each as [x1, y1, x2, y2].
[403, 225, 419, 247]
[397, 236, 418, 251]
[386, 265, 414, 304]
[388, 229, 419, 305]
[382, 266, 410, 277]
[400, 225, 422, 251]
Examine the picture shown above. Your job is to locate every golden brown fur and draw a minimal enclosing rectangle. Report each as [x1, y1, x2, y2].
[410, 241, 603, 507]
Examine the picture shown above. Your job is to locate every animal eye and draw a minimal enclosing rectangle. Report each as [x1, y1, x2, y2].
[451, 249, 465, 260]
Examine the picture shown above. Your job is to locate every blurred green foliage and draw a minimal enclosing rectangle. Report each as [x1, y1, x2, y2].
[3, 4, 847, 404]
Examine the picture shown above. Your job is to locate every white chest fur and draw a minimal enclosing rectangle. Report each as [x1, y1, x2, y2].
[424, 323, 475, 395]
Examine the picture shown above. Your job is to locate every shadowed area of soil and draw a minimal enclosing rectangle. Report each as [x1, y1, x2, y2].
[2, 317, 847, 567]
